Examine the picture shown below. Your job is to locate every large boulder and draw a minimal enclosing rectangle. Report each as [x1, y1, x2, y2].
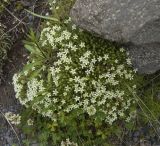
[70, 0, 160, 74]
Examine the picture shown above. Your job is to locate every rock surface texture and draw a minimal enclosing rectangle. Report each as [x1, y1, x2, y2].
[71, 0, 160, 74]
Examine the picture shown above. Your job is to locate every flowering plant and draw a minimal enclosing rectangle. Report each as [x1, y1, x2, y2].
[13, 18, 138, 145]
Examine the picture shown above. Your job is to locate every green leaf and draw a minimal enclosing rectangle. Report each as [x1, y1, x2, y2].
[22, 61, 42, 72]
[25, 9, 59, 22]
[24, 44, 41, 55]
[47, 70, 52, 85]
[29, 68, 43, 79]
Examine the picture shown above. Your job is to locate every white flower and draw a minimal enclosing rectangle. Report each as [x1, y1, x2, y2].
[13, 74, 23, 100]
[65, 66, 70, 70]
[5, 112, 21, 125]
[64, 18, 71, 24]
[86, 105, 96, 116]
[53, 98, 58, 103]
[65, 85, 70, 91]
[84, 51, 91, 58]
[98, 56, 102, 62]
[24, 71, 28, 76]
[133, 85, 136, 89]
[52, 0, 56, 4]
[91, 58, 96, 64]
[133, 68, 138, 73]
[71, 45, 78, 51]
[67, 42, 73, 48]
[83, 93, 89, 97]
[104, 54, 109, 60]
[126, 58, 132, 65]
[83, 99, 89, 107]
[115, 59, 118, 63]
[62, 30, 71, 40]
[63, 92, 67, 96]
[91, 98, 96, 103]
[70, 69, 76, 75]
[79, 56, 89, 66]
[74, 96, 80, 101]
[79, 42, 85, 48]
[120, 48, 125, 52]
[72, 24, 77, 30]
[32, 67, 36, 71]
[55, 67, 61, 73]
[85, 70, 91, 75]
[73, 34, 78, 39]
[74, 85, 79, 93]
[27, 79, 44, 102]
[74, 76, 80, 83]
[61, 99, 66, 104]
[27, 119, 34, 126]
[56, 6, 59, 10]
[78, 87, 84, 93]
[61, 138, 78, 146]
[53, 89, 58, 95]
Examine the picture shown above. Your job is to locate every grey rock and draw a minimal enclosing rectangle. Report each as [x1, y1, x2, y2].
[71, 0, 160, 74]
[126, 43, 160, 74]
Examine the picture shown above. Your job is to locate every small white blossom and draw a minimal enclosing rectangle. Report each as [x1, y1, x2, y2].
[73, 34, 78, 39]
[5, 112, 21, 125]
[120, 48, 125, 52]
[79, 42, 85, 48]
[126, 58, 132, 65]
[27, 119, 34, 126]
[72, 24, 77, 30]
[86, 105, 96, 116]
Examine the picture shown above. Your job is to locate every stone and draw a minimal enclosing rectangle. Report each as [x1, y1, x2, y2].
[71, 0, 160, 74]
[126, 43, 160, 74]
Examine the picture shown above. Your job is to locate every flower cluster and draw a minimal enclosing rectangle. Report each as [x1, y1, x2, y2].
[48, 0, 57, 10]
[27, 119, 34, 126]
[61, 139, 78, 146]
[13, 19, 137, 125]
[4, 112, 21, 125]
